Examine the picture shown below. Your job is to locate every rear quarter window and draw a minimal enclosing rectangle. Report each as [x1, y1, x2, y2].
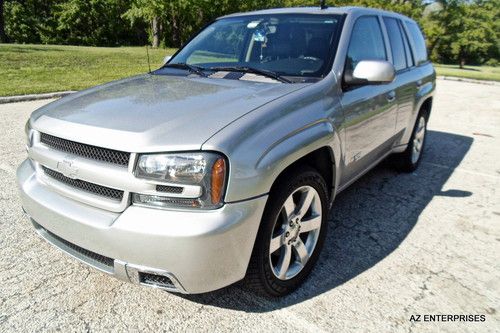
[383, 17, 407, 71]
[405, 21, 428, 65]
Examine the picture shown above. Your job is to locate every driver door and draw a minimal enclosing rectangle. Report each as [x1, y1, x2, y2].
[340, 16, 398, 185]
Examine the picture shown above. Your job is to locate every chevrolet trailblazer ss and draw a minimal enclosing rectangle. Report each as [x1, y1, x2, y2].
[18, 6, 435, 296]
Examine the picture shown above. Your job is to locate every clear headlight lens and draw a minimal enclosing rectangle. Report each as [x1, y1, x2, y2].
[133, 152, 227, 209]
[136, 153, 207, 183]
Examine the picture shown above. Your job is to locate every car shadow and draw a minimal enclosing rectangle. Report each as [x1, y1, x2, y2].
[174, 130, 473, 312]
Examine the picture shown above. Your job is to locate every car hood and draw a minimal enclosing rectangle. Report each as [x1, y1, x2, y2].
[32, 74, 307, 152]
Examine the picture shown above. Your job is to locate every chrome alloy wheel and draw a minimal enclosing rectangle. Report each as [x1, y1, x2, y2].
[269, 185, 322, 280]
[411, 116, 426, 164]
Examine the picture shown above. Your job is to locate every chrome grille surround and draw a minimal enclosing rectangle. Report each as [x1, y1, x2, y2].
[40, 133, 130, 166]
[43, 166, 124, 201]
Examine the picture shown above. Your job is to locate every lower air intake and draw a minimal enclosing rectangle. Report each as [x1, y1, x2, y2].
[139, 272, 175, 289]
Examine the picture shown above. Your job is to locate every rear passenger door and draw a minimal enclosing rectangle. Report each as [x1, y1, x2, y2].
[340, 16, 398, 184]
[382, 16, 417, 143]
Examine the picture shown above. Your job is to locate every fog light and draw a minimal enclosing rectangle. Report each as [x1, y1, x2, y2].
[132, 194, 202, 209]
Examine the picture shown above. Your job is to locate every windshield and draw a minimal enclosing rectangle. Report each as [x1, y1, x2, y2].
[164, 14, 343, 82]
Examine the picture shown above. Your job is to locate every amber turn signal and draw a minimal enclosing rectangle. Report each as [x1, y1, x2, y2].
[211, 158, 226, 204]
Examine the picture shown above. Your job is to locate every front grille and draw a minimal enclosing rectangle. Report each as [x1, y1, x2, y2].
[140, 272, 174, 288]
[43, 166, 124, 201]
[40, 133, 130, 167]
[44, 226, 114, 268]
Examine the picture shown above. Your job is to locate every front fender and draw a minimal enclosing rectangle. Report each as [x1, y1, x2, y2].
[202, 80, 343, 203]
[255, 121, 341, 198]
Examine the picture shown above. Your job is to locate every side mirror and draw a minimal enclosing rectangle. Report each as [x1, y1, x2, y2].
[344, 60, 395, 86]
[163, 55, 172, 65]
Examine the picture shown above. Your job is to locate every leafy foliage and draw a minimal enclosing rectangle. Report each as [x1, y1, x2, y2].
[51, 0, 147, 46]
[425, 0, 499, 66]
[1, 0, 499, 66]
[4, 0, 147, 46]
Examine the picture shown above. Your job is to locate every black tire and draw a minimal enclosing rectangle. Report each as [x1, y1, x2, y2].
[393, 111, 428, 172]
[245, 166, 329, 297]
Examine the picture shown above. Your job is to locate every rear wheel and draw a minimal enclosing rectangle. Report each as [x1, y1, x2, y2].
[245, 167, 328, 297]
[394, 113, 428, 172]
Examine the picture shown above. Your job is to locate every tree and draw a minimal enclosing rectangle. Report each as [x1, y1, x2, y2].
[2, 0, 498, 66]
[124, 0, 168, 48]
[4, 0, 43, 43]
[426, 0, 499, 67]
[51, 0, 143, 46]
[0, 0, 7, 42]
[124, 0, 285, 48]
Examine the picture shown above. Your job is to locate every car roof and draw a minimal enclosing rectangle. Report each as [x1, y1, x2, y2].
[219, 6, 413, 22]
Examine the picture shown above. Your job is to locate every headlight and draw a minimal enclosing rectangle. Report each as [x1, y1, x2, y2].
[133, 152, 227, 209]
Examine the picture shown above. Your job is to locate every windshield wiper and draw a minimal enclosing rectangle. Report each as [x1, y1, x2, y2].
[164, 63, 207, 77]
[209, 66, 291, 83]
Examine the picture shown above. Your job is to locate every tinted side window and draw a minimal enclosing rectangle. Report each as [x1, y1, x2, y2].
[383, 17, 406, 71]
[346, 16, 386, 71]
[405, 21, 428, 65]
[399, 21, 414, 67]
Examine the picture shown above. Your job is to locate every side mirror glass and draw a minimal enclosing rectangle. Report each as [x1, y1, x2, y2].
[163, 55, 172, 65]
[344, 60, 395, 86]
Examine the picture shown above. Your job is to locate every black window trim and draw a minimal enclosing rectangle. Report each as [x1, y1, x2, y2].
[397, 18, 415, 71]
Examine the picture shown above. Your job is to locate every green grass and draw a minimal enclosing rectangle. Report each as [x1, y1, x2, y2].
[434, 64, 500, 82]
[0, 44, 177, 96]
[1, 44, 499, 97]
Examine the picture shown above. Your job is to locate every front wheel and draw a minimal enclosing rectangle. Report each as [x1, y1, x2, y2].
[393, 113, 428, 172]
[245, 167, 328, 297]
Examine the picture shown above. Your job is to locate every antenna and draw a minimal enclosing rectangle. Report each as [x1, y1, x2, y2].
[320, 0, 328, 9]
[145, 46, 152, 73]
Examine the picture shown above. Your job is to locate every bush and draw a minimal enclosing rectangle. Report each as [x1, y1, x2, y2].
[485, 59, 499, 67]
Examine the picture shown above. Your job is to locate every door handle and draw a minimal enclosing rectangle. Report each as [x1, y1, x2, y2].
[386, 91, 396, 102]
[416, 79, 423, 88]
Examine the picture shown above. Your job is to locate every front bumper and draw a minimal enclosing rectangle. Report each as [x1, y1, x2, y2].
[17, 159, 268, 294]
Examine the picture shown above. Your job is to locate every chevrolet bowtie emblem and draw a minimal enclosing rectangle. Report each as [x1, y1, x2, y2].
[56, 156, 79, 179]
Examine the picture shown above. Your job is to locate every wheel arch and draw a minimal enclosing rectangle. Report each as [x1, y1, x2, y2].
[399, 94, 434, 148]
[419, 97, 433, 119]
[268, 146, 337, 204]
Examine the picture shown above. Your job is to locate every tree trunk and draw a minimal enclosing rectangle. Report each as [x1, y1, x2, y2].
[152, 17, 160, 48]
[458, 48, 465, 69]
[0, 0, 7, 43]
[171, 12, 180, 48]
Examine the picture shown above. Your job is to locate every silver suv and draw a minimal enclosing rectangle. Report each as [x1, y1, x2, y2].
[17, 6, 435, 296]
